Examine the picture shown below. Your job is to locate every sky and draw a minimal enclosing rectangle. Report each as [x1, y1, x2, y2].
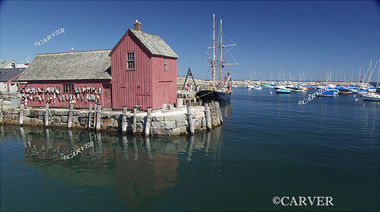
[0, 0, 379, 81]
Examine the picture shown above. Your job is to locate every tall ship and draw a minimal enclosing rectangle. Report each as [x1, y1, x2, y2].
[196, 14, 238, 102]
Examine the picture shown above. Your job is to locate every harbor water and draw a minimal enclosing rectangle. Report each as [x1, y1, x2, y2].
[1, 88, 379, 211]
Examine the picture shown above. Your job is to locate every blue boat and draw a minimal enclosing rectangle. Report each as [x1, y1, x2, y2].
[317, 90, 338, 97]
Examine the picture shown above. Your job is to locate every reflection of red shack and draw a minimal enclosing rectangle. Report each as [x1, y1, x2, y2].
[23, 131, 179, 210]
[111, 148, 179, 210]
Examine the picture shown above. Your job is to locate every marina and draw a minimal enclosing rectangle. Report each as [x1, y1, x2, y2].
[1, 1, 379, 211]
[1, 88, 379, 211]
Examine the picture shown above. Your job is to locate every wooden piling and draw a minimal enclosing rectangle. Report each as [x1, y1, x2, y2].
[44, 102, 49, 127]
[0, 100, 3, 123]
[144, 107, 152, 137]
[19, 104, 24, 126]
[132, 106, 138, 134]
[187, 105, 194, 135]
[68, 103, 74, 129]
[215, 101, 223, 124]
[122, 106, 127, 133]
[204, 103, 211, 130]
[95, 105, 101, 131]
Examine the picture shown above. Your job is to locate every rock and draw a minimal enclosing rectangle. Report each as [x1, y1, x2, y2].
[164, 120, 176, 129]
[153, 128, 170, 136]
[53, 116, 61, 123]
[61, 116, 68, 123]
[153, 116, 163, 122]
[179, 126, 187, 134]
[73, 116, 79, 123]
[175, 120, 186, 127]
[164, 116, 176, 121]
[152, 121, 163, 128]
[162, 104, 168, 111]
[171, 127, 181, 136]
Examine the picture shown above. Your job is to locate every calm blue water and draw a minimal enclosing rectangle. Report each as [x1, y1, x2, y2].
[1, 88, 379, 211]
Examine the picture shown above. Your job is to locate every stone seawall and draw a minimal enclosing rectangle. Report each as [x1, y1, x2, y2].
[0, 102, 223, 136]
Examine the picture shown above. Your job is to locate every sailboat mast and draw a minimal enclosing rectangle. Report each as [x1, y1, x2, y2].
[219, 19, 223, 84]
[212, 13, 216, 84]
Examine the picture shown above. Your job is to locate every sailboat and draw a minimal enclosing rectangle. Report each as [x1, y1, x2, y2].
[196, 14, 238, 102]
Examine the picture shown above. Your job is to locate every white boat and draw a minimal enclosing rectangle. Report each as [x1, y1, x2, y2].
[253, 85, 262, 90]
[246, 84, 254, 89]
[363, 93, 380, 101]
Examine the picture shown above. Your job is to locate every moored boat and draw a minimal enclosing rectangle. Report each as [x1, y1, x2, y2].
[317, 90, 338, 97]
[362, 93, 380, 101]
[338, 88, 352, 95]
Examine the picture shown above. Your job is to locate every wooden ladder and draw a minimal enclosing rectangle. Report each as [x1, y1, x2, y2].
[88, 112, 96, 130]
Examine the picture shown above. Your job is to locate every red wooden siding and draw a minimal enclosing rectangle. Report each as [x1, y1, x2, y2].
[151, 57, 177, 108]
[110, 30, 178, 110]
[20, 80, 111, 108]
[111, 31, 152, 110]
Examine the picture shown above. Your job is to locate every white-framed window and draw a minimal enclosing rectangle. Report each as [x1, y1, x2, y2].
[127, 52, 135, 69]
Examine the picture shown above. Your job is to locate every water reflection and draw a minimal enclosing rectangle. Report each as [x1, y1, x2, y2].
[1, 125, 225, 210]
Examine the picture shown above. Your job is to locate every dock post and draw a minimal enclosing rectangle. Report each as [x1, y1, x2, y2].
[132, 106, 138, 134]
[95, 104, 101, 131]
[68, 103, 74, 129]
[89, 103, 92, 112]
[19, 104, 24, 126]
[187, 105, 194, 135]
[144, 107, 152, 137]
[44, 102, 49, 127]
[214, 101, 221, 126]
[122, 106, 127, 133]
[215, 101, 223, 124]
[204, 103, 211, 130]
[0, 100, 3, 123]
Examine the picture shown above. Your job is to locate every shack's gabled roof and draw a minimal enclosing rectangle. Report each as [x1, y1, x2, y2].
[110, 29, 178, 59]
[18, 50, 112, 81]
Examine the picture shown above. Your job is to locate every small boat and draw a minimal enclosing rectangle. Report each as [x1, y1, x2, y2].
[362, 93, 380, 101]
[246, 84, 254, 89]
[274, 86, 291, 94]
[367, 87, 376, 93]
[253, 85, 263, 90]
[317, 90, 338, 97]
[338, 88, 352, 95]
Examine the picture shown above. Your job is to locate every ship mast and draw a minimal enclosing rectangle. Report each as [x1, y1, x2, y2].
[212, 13, 216, 85]
[219, 19, 223, 85]
[218, 18, 238, 87]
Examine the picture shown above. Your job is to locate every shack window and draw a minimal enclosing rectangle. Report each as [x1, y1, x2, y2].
[63, 84, 74, 93]
[164, 59, 167, 72]
[127, 52, 135, 69]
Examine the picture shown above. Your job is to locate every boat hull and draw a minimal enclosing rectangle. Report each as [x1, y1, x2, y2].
[196, 90, 231, 102]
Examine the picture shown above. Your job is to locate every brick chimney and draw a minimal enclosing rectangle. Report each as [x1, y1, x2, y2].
[133, 20, 141, 31]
